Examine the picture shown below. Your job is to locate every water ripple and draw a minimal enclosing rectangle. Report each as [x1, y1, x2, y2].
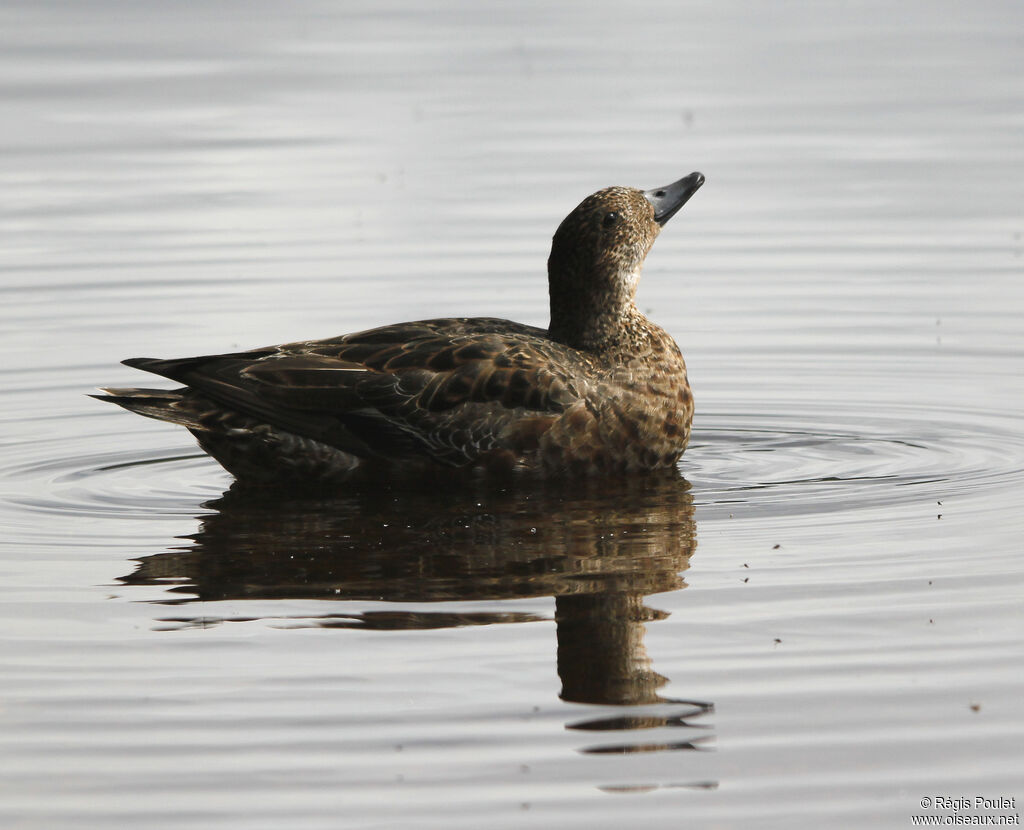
[686, 407, 1024, 519]
[3, 405, 1021, 531]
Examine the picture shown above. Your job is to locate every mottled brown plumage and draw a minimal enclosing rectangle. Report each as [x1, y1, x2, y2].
[95, 172, 704, 482]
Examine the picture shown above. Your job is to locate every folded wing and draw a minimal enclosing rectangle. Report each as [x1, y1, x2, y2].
[122, 319, 587, 467]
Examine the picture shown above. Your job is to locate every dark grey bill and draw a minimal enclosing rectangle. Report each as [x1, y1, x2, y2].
[643, 172, 705, 226]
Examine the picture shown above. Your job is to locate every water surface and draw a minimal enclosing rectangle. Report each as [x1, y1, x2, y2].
[2, 1, 1023, 828]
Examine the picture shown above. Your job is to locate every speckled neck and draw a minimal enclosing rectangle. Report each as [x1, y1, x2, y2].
[547, 280, 646, 357]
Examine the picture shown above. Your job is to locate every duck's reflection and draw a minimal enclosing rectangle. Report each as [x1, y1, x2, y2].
[121, 471, 713, 755]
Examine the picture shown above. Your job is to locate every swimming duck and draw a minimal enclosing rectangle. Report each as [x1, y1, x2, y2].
[96, 172, 704, 482]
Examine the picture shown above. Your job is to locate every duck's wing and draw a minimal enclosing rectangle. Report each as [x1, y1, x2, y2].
[123, 319, 586, 466]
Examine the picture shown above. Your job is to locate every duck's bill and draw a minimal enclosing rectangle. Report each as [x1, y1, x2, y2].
[644, 172, 705, 226]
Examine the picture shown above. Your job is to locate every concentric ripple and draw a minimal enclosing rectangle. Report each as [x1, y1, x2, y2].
[1, 427, 224, 529]
[3, 401, 1023, 532]
[685, 405, 1024, 520]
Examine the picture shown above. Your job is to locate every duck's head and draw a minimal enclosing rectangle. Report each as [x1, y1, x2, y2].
[547, 172, 703, 351]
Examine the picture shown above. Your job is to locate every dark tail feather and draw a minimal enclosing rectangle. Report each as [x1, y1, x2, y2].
[121, 351, 276, 383]
[91, 387, 204, 429]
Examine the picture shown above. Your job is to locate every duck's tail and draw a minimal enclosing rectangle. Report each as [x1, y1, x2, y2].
[91, 387, 205, 429]
[93, 386, 366, 482]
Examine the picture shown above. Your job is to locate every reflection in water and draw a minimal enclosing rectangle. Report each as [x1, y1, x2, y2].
[122, 471, 714, 760]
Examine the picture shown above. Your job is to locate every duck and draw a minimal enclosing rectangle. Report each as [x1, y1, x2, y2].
[95, 171, 704, 483]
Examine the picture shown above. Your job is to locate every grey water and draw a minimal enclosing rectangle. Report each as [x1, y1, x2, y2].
[2, 1, 1023, 828]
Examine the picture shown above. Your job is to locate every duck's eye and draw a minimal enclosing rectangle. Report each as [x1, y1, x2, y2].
[602, 212, 619, 229]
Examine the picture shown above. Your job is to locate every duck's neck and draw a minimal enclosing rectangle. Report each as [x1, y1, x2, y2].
[548, 290, 650, 358]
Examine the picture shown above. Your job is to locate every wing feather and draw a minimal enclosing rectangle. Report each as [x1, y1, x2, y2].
[124, 319, 588, 466]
